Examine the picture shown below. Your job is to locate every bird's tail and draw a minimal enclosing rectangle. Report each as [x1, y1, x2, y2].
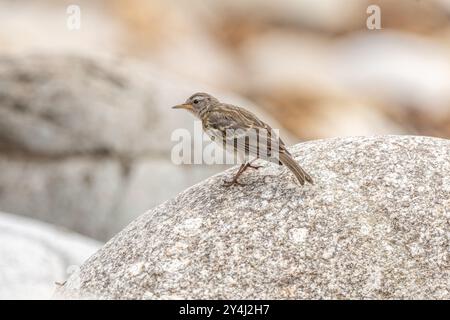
[279, 152, 314, 186]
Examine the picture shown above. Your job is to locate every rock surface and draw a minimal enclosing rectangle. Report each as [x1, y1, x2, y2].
[0, 54, 289, 240]
[57, 136, 450, 299]
[0, 211, 100, 299]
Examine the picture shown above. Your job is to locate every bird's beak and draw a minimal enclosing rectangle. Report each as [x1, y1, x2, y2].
[172, 103, 193, 111]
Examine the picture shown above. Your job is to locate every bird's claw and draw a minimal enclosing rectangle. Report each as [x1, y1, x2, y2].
[223, 179, 246, 187]
[247, 164, 262, 170]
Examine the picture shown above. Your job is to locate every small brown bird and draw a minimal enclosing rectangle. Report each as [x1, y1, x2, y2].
[173, 92, 313, 187]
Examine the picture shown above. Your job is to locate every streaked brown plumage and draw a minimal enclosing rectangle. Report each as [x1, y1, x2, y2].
[173, 92, 313, 186]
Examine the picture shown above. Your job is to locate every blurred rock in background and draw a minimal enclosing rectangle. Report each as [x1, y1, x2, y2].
[0, 54, 286, 240]
[1, 0, 450, 139]
[0, 211, 100, 299]
[0, 0, 450, 241]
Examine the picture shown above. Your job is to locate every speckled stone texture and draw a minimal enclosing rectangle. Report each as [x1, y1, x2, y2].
[57, 136, 450, 299]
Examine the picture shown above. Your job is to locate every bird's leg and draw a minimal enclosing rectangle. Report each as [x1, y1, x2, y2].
[223, 163, 247, 187]
[223, 159, 262, 187]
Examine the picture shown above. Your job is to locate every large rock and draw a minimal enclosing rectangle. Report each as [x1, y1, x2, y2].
[0, 54, 289, 240]
[0, 211, 100, 299]
[57, 136, 450, 299]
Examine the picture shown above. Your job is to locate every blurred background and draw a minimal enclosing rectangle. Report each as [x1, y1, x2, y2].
[0, 0, 450, 298]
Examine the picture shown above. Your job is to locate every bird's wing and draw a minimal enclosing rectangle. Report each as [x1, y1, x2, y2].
[203, 105, 287, 161]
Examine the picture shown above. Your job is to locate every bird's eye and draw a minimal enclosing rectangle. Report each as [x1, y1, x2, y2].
[193, 99, 199, 104]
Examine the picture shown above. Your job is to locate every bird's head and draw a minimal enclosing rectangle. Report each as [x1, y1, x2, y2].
[172, 92, 219, 118]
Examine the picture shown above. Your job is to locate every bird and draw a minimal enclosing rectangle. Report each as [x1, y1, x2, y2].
[173, 92, 313, 187]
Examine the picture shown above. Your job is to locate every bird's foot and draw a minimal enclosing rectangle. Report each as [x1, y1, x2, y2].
[223, 178, 246, 187]
[246, 164, 262, 170]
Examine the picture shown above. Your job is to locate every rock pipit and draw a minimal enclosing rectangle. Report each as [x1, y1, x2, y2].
[173, 92, 313, 187]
